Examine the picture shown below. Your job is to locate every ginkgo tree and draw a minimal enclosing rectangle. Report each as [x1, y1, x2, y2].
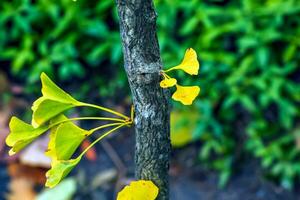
[5, 0, 200, 199]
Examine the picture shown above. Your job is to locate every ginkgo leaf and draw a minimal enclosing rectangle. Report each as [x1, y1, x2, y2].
[31, 73, 81, 128]
[160, 78, 177, 88]
[45, 156, 81, 188]
[172, 85, 200, 105]
[167, 48, 199, 75]
[40, 73, 79, 105]
[46, 126, 57, 160]
[46, 115, 89, 161]
[6, 117, 48, 155]
[32, 98, 75, 128]
[117, 180, 159, 200]
[45, 115, 66, 160]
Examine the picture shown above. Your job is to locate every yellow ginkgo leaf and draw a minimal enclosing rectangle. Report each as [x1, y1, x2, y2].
[117, 180, 159, 200]
[172, 85, 200, 105]
[160, 78, 177, 88]
[166, 48, 199, 75]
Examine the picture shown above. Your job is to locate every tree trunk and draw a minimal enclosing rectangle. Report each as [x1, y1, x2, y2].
[115, 0, 171, 199]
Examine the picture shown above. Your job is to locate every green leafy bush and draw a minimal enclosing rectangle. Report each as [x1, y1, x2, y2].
[0, 0, 125, 96]
[161, 0, 300, 188]
[1, 0, 300, 189]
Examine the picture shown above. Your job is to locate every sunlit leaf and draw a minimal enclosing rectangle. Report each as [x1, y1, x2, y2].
[40, 72, 79, 104]
[160, 78, 177, 88]
[6, 117, 48, 155]
[32, 98, 75, 128]
[45, 114, 70, 159]
[46, 115, 89, 161]
[117, 180, 159, 200]
[168, 48, 199, 75]
[45, 157, 81, 188]
[31, 73, 81, 128]
[172, 85, 200, 105]
[46, 115, 66, 160]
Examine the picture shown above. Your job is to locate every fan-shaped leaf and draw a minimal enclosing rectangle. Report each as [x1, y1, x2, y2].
[46, 115, 89, 161]
[32, 98, 75, 128]
[160, 78, 177, 88]
[40, 72, 79, 104]
[6, 117, 48, 155]
[31, 73, 81, 128]
[117, 180, 159, 200]
[172, 85, 200, 105]
[45, 157, 81, 188]
[168, 48, 199, 75]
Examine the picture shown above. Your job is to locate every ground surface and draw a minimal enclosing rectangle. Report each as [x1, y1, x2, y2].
[1, 127, 299, 200]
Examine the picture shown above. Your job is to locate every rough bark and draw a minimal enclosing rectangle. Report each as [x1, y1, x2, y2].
[115, 0, 171, 199]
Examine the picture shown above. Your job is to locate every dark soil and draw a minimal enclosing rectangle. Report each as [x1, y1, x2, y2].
[0, 164, 9, 200]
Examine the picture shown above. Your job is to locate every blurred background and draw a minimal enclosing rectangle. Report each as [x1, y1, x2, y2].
[0, 0, 300, 199]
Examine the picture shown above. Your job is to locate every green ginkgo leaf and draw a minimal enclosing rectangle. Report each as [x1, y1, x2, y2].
[40, 72, 79, 104]
[45, 156, 81, 188]
[32, 98, 75, 128]
[6, 117, 48, 155]
[46, 115, 89, 161]
[46, 115, 66, 160]
[32, 73, 81, 128]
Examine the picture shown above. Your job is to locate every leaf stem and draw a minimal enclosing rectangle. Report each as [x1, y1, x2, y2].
[161, 71, 172, 79]
[164, 66, 177, 73]
[89, 122, 123, 134]
[79, 102, 129, 120]
[48, 117, 125, 129]
[80, 123, 128, 157]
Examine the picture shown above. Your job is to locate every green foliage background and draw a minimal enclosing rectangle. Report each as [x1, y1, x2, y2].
[1, 0, 300, 189]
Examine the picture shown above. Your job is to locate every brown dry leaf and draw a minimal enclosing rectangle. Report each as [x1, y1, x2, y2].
[6, 178, 36, 200]
[8, 163, 47, 185]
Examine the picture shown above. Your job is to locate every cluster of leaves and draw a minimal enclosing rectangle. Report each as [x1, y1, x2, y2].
[2, 0, 300, 189]
[6, 73, 132, 188]
[160, 48, 200, 105]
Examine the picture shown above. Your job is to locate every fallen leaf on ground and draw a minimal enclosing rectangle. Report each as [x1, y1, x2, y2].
[91, 168, 117, 189]
[19, 136, 51, 168]
[8, 163, 47, 185]
[6, 178, 36, 200]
